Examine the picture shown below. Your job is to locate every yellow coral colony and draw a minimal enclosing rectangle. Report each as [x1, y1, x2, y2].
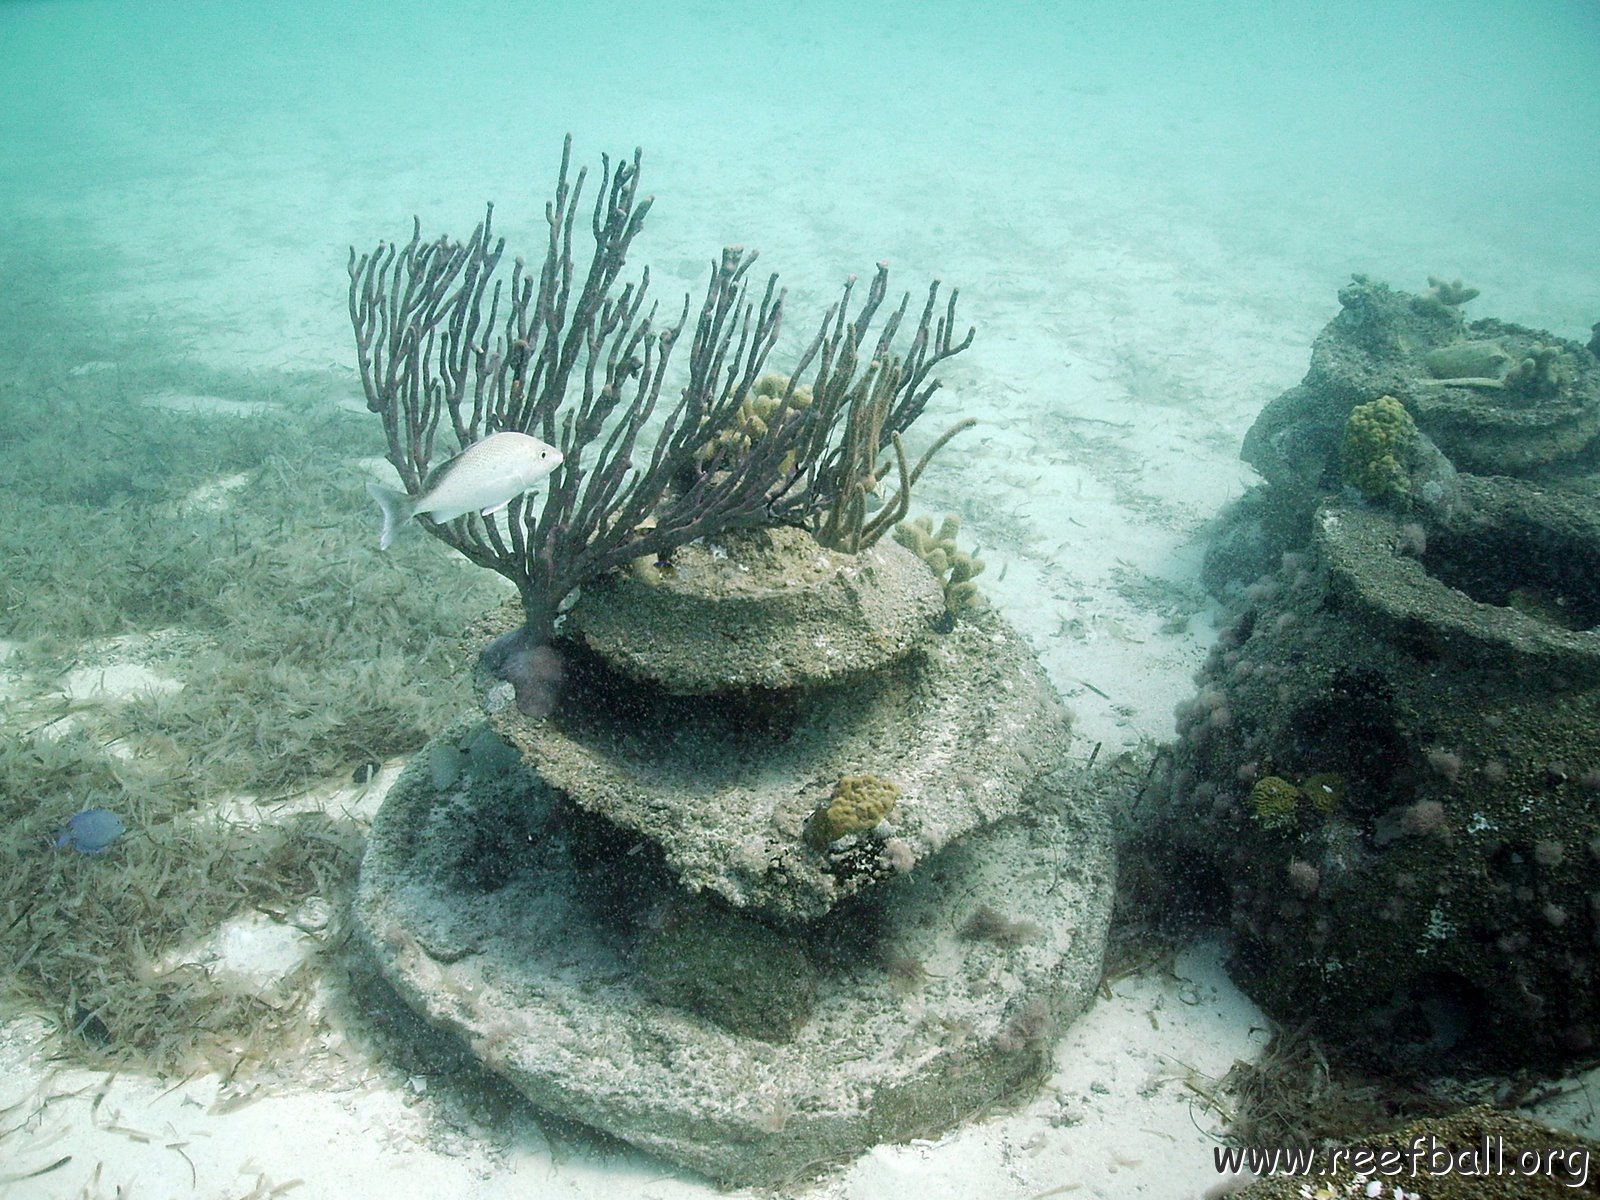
[893, 514, 986, 615]
[1340, 395, 1418, 504]
[806, 773, 900, 850]
[1248, 772, 1343, 829]
[699, 373, 813, 470]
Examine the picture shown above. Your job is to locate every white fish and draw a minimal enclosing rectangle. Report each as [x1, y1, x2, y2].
[367, 431, 563, 550]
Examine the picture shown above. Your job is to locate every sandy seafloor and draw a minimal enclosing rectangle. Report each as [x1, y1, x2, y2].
[3, 2, 1600, 1196]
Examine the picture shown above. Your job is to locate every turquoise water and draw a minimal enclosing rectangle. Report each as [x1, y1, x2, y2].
[5, 0, 1597, 370]
[3, 1, 1600, 1195]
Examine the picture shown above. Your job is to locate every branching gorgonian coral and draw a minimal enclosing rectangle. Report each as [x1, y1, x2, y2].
[349, 137, 972, 699]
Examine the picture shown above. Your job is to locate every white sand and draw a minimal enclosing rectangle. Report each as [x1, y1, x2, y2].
[0, 937, 1267, 1199]
[3, 2, 1599, 1196]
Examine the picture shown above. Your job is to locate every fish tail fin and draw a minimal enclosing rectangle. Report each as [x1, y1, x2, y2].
[366, 480, 413, 551]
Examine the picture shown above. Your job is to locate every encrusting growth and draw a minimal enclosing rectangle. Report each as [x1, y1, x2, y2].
[805, 773, 900, 850]
[1340, 395, 1418, 505]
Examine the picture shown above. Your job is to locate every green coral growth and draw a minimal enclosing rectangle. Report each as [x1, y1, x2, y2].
[1341, 395, 1418, 505]
[1249, 772, 1344, 829]
[1426, 276, 1479, 307]
[1299, 772, 1345, 812]
[805, 773, 900, 850]
[894, 514, 986, 616]
[1249, 775, 1303, 830]
[1411, 276, 1480, 322]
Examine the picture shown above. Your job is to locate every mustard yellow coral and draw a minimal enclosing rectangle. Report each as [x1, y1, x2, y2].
[894, 514, 986, 616]
[805, 773, 899, 850]
[698, 373, 812, 470]
[1341, 395, 1418, 504]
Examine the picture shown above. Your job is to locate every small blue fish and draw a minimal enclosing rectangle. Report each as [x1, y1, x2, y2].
[53, 809, 126, 854]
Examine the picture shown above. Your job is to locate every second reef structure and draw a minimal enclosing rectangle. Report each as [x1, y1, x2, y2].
[344, 139, 1111, 1187]
[1153, 273, 1600, 1070]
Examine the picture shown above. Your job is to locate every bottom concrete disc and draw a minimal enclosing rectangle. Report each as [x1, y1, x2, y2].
[354, 721, 1113, 1187]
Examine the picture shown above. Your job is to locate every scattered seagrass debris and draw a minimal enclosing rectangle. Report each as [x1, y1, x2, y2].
[1217, 1103, 1600, 1200]
[0, 355, 496, 1074]
[0, 374, 498, 798]
[1218, 1022, 1448, 1151]
[0, 755, 364, 1074]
